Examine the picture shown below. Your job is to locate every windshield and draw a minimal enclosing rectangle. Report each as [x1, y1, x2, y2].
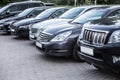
[35, 8, 56, 19]
[0, 4, 11, 14]
[72, 9, 107, 24]
[17, 8, 33, 17]
[60, 8, 85, 19]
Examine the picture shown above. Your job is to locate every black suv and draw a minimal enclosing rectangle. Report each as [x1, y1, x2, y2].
[0, 1, 45, 20]
[78, 17, 120, 72]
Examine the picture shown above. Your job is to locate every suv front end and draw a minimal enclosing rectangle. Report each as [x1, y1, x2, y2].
[78, 18, 120, 72]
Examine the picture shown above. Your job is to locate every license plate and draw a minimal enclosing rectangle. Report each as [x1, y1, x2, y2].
[81, 46, 93, 56]
[30, 34, 35, 38]
[36, 42, 42, 48]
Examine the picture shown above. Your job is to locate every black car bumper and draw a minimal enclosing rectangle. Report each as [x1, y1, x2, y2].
[29, 33, 37, 41]
[0, 24, 10, 32]
[11, 28, 29, 37]
[36, 40, 75, 57]
[78, 41, 120, 71]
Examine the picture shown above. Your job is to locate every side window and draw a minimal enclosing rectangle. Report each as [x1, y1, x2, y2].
[30, 3, 43, 7]
[6, 5, 18, 12]
[18, 4, 29, 11]
[29, 9, 44, 17]
[50, 9, 65, 18]
[108, 10, 120, 18]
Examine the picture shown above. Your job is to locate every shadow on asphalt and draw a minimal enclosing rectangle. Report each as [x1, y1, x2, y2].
[35, 51, 83, 63]
[0, 32, 11, 36]
[12, 36, 29, 41]
[84, 69, 120, 79]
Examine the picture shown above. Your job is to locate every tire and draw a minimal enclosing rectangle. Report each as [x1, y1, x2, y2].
[73, 43, 84, 62]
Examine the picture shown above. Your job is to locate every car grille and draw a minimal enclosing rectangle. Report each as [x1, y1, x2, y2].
[82, 29, 108, 45]
[31, 28, 38, 33]
[37, 32, 53, 42]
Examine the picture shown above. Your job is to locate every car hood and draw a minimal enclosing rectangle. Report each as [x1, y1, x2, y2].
[43, 22, 82, 35]
[13, 18, 45, 26]
[0, 16, 22, 24]
[84, 18, 120, 32]
[32, 18, 72, 29]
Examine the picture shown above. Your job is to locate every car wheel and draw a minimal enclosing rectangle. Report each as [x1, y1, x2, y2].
[73, 43, 84, 62]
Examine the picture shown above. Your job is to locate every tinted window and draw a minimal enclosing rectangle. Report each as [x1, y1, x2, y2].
[18, 4, 29, 11]
[0, 4, 12, 14]
[30, 3, 44, 7]
[7, 5, 18, 12]
[1, 5, 19, 14]
[30, 9, 44, 16]
[60, 8, 85, 19]
[17, 8, 33, 17]
[107, 10, 120, 18]
[72, 10, 107, 24]
[50, 9, 67, 18]
[35, 8, 56, 19]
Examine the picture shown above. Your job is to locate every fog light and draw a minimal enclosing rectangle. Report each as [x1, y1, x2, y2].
[113, 56, 120, 63]
[11, 29, 15, 32]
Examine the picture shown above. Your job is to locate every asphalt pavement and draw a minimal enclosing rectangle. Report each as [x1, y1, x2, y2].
[0, 33, 120, 80]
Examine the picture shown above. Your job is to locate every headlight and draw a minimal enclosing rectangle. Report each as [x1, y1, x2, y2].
[51, 31, 72, 42]
[36, 28, 44, 37]
[19, 25, 29, 29]
[108, 30, 120, 43]
[29, 24, 33, 30]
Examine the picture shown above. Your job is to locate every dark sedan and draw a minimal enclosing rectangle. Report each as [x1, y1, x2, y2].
[29, 5, 106, 41]
[36, 6, 120, 61]
[0, 7, 48, 33]
[10, 7, 69, 37]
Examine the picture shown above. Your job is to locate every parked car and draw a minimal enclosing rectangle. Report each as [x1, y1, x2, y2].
[29, 5, 106, 41]
[77, 17, 120, 72]
[0, 7, 49, 33]
[10, 7, 69, 37]
[36, 6, 120, 61]
[0, 1, 45, 20]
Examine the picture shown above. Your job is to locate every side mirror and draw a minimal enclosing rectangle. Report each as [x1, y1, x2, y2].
[27, 14, 35, 18]
[6, 10, 10, 14]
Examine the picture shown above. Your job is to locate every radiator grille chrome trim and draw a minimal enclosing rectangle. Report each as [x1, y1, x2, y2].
[82, 29, 108, 45]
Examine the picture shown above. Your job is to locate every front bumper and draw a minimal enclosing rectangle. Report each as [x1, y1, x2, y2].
[78, 41, 120, 71]
[1, 24, 11, 32]
[36, 40, 75, 57]
[29, 32, 37, 41]
[11, 28, 29, 37]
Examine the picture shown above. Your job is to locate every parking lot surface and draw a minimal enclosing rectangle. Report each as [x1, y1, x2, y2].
[0, 33, 120, 80]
